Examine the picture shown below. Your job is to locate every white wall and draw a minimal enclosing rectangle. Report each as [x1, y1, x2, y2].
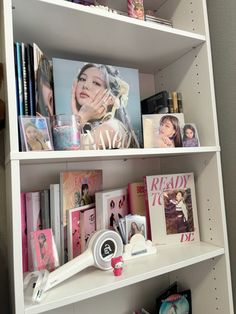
[207, 0, 236, 308]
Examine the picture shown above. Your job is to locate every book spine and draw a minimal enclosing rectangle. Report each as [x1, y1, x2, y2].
[14, 42, 24, 116]
[143, 177, 152, 240]
[26, 44, 36, 116]
[95, 192, 107, 230]
[21, 192, 28, 272]
[172, 91, 178, 113]
[50, 184, 62, 265]
[128, 182, 146, 216]
[177, 92, 183, 113]
[25, 191, 41, 271]
[167, 91, 173, 113]
[40, 189, 50, 229]
[21, 42, 29, 115]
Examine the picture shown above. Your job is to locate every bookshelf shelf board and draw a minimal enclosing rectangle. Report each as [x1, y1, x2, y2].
[12, 0, 205, 73]
[24, 242, 224, 314]
[9, 146, 220, 165]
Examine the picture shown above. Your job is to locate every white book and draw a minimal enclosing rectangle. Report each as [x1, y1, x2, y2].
[50, 184, 62, 265]
[25, 191, 41, 271]
[95, 187, 129, 230]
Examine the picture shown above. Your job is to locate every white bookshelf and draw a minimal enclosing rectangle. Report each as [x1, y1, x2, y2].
[1, 0, 234, 313]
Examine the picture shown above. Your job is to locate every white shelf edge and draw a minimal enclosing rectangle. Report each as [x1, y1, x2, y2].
[24, 241, 224, 314]
[38, 0, 206, 41]
[7, 146, 221, 165]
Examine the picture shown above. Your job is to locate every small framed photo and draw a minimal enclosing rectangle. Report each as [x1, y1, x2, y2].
[125, 215, 147, 244]
[19, 116, 53, 151]
[182, 123, 200, 147]
[142, 113, 185, 148]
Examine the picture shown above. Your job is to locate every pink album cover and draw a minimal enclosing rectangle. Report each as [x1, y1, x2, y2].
[21, 192, 28, 272]
[30, 228, 59, 272]
[67, 204, 95, 260]
[67, 208, 81, 260]
[80, 207, 96, 252]
[60, 170, 102, 263]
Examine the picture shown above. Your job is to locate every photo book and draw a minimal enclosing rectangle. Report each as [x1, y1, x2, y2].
[144, 172, 200, 245]
[95, 187, 129, 230]
[52, 57, 142, 149]
[128, 181, 146, 217]
[33, 43, 54, 117]
[142, 113, 185, 148]
[60, 170, 102, 262]
[67, 203, 95, 260]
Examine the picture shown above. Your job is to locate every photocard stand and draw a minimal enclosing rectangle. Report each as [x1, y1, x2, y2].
[123, 234, 157, 261]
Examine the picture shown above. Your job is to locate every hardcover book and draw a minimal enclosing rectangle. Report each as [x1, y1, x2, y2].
[14, 42, 24, 116]
[144, 172, 200, 245]
[80, 206, 96, 252]
[95, 187, 129, 230]
[50, 184, 62, 264]
[52, 57, 142, 149]
[21, 192, 28, 272]
[40, 189, 50, 229]
[66, 203, 95, 260]
[30, 228, 59, 272]
[21, 42, 29, 116]
[25, 191, 41, 271]
[142, 113, 185, 148]
[128, 181, 146, 216]
[60, 170, 102, 262]
[33, 43, 54, 117]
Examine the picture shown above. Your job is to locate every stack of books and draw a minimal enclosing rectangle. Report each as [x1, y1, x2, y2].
[145, 14, 173, 27]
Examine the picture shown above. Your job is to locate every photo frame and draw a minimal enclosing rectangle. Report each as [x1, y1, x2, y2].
[182, 123, 200, 147]
[142, 113, 185, 148]
[19, 116, 53, 151]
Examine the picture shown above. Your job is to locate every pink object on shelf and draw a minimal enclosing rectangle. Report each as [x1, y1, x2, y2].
[111, 255, 124, 276]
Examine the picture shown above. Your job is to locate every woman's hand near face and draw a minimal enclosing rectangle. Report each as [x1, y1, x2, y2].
[74, 86, 112, 123]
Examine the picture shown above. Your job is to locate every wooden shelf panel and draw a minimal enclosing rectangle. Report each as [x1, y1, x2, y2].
[24, 242, 224, 314]
[12, 0, 205, 72]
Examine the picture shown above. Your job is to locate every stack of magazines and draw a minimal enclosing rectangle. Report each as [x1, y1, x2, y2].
[145, 14, 173, 27]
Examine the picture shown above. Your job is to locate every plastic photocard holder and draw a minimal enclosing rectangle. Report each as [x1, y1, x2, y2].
[19, 115, 53, 151]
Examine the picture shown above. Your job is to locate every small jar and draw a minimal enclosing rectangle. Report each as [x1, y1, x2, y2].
[51, 114, 80, 150]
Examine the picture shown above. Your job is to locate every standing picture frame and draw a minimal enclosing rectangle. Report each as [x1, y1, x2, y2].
[19, 116, 53, 151]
